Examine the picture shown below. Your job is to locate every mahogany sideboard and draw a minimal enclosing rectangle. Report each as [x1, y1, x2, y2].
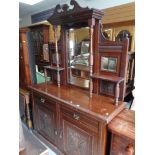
[29, 83, 125, 155]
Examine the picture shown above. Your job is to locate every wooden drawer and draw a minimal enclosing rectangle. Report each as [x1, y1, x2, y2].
[110, 134, 135, 155]
[33, 92, 56, 109]
[60, 105, 99, 133]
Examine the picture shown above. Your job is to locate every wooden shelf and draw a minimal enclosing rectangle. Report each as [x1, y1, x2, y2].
[71, 64, 89, 72]
[91, 74, 124, 83]
[44, 65, 64, 71]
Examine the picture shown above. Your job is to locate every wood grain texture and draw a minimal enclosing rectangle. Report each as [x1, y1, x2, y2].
[31, 86, 118, 155]
[108, 109, 135, 155]
[102, 2, 135, 24]
[29, 83, 125, 123]
[19, 28, 32, 89]
[108, 109, 135, 140]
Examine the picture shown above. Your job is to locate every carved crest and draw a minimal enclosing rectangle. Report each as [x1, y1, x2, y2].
[52, 0, 89, 16]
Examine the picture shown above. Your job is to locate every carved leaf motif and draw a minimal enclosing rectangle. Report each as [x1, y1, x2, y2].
[66, 126, 88, 155]
[39, 108, 54, 139]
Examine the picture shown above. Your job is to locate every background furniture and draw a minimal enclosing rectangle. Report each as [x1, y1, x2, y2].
[19, 28, 32, 89]
[29, 24, 50, 72]
[19, 88, 32, 129]
[108, 109, 135, 155]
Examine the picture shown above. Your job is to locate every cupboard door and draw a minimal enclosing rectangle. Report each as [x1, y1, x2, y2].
[35, 101, 57, 145]
[59, 106, 98, 155]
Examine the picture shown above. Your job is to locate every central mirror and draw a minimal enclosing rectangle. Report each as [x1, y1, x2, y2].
[67, 27, 90, 89]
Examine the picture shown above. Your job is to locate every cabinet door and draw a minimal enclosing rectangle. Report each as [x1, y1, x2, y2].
[34, 94, 57, 145]
[59, 106, 98, 155]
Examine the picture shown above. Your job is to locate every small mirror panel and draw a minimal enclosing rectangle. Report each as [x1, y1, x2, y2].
[101, 56, 117, 72]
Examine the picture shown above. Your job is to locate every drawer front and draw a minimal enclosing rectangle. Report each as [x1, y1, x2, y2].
[33, 92, 56, 109]
[110, 134, 135, 155]
[60, 105, 99, 133]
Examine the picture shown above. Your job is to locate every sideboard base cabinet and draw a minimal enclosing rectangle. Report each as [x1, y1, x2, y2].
[30, 83, 125, 155]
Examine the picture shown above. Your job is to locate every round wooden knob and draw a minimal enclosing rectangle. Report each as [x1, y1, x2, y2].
[125, 143, 134, 155]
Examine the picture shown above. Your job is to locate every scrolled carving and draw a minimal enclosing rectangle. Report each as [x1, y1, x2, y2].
[51, 0, 89, 17]
[62, 4, 69, 13]
[53, 4, 62, 15]
[70, 0, 89, 12]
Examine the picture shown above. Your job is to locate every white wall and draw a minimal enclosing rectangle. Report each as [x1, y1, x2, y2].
[19, 14, 31, 28]
[19, 0, 135, 28]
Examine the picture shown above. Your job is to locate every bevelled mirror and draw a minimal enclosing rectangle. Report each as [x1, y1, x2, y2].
[67, 27, 90, 89]
[101, 56, 117, 72]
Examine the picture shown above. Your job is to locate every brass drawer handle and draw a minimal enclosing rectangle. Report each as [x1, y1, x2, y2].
[40, 98, 45, 103]
[73, 113, 80, 120]
[125, 143, 134, 155]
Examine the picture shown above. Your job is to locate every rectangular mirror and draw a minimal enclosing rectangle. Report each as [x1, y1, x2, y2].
[101, 56, 117, 72]
[67, 27, 90, 89]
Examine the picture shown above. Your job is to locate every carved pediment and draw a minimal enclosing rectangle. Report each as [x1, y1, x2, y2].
[52, 0, 89, 16]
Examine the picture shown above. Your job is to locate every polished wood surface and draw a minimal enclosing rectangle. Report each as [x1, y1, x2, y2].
[91, 74, 124, 83]
[108, 109, 135, 140]
[19, 28, 32, 89]
[30, 83, 124, 123]
[108, 109, 135, 155]
[30, 83, 125, 155]
[103, 20, 135, 29]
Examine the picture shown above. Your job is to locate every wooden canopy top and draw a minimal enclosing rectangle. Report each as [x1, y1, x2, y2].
[47, 0, 103, 28]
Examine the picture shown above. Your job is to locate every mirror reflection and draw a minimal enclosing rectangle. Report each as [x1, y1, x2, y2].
[68, 27, 90, 88]
[101, 57, 117, 72]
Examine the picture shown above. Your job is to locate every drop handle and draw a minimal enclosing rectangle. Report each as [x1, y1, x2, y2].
[73, 113, 80, 120]
[40, 98, 45, 103]
[125, 143, 134, 155]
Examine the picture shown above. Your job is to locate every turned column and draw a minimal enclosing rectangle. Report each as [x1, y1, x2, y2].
[88, 19, 95, 97]
[53, 25, 60, 87]
[25, 94, 32, 129]
[114, 83, 120, 106]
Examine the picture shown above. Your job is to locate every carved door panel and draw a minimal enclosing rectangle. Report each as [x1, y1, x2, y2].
[59, 108, 98, 155]
[35, 103, 57, 145]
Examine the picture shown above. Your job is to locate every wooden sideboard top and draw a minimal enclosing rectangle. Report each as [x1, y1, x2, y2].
[29, 83, 125, 123]
[108, 109, 135, 140]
